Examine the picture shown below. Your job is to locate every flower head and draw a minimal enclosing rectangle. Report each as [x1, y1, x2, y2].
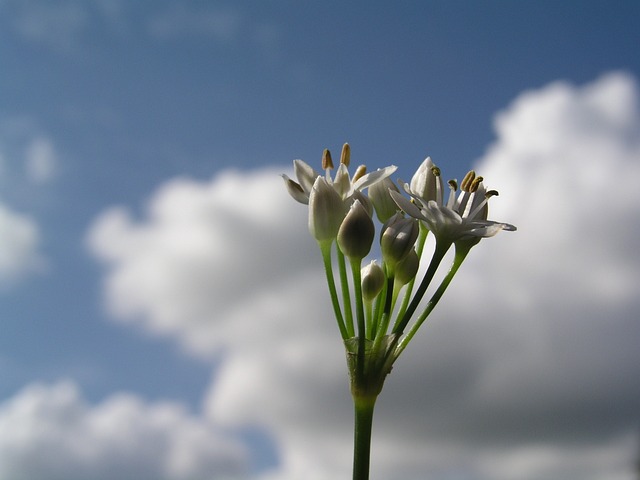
[283, 144, 397, 206]
[391, 163, 516, 247]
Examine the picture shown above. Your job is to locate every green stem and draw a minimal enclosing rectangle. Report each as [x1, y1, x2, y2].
[394, 244, 471, 359]
[392, 240, 451, 335]
[338, 248, 355, 337]
[319, 241, 348, 339]
[396, 226, 428, 321]
[352, 395, 377, 480]
[372, 273, 394, 353]
[350, 258, 366, 380]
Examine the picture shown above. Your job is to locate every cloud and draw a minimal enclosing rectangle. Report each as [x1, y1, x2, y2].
[88, 71, 640, 480]
[0, 381, 248, 480]
[0, 116, 59, 184]
[0, 201, 43, 287]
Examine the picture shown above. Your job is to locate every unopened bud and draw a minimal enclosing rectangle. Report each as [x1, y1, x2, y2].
[395, 249, 419, 285]
[308, 176, 345, 242]
[337, 200, 375, 259]
[380, 213, 420, 267]
[361, 260, 385, 302]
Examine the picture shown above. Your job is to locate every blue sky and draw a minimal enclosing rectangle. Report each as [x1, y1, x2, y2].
[1, 1, 640, 479]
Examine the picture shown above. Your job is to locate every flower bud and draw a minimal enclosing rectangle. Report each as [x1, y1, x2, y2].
[308, 176, 345, 243]
[337, 200, 375, 259]
[361, 260, 385, 302]
[368, 176, 400, 223]
[410, 157, 443, 203]
[380, 213, 420, 267]
[395, 249, 419, 285]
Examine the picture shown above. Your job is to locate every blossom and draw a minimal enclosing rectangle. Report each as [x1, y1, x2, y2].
[308, 176, 346, 243]
[390, 167, 516, 247]
[409, 156, 443, 202]
[368, 176, 400, 223]
[282, 144, 397, 206]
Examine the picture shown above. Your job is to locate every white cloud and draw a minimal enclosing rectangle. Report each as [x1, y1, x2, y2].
[0, 381, 248, 480]
[88, 71, 640, 480]
[0, 117, 59, 184]
[0, 202, 43, 287]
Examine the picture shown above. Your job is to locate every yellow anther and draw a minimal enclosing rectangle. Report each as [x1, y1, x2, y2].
[460, 170, 476, 191]
[469, 176, 484, 193]
[353, 164, 367, 182]
[448, 179, 458, 191]
[431, 166, 441, 177]
[322, 149, 334, 170]
[340, 143, 351, 166]
[485, 189, 499, 198]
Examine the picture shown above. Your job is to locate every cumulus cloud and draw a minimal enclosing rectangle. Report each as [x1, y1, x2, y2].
[0, 381, 248, 480]
[88, 71, 640, 480]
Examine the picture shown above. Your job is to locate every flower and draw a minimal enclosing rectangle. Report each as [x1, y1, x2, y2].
[283, 144, 398, 206]
[390, 166, 516, 247]
[409, 156, 443, 202]
[368, 176, 400, 223]
[308, 176, 345, 243]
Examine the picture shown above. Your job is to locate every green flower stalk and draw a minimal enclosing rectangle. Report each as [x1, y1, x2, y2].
[283, 145, 516, 480]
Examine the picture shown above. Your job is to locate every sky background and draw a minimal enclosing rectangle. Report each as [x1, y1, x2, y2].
[1, 1, 640, 479]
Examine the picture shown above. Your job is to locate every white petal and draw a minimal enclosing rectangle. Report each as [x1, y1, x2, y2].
[389, 190, 427, 220]
[352, 165, 397, 192]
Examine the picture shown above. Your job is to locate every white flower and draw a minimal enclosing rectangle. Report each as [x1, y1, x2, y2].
[308, 176, 346, 243]
[282, 144, 397, 206]
[390, 168, 516, 246]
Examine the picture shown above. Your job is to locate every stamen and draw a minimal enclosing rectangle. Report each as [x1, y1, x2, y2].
[469, 176, 483, 193]
[431, 166, 441, 177]
[447, 179, 458, 208]
[322, 149, 334, 170]
[352, 164, 367, 182]
[340, 143, 351, 166]
[485, 189, 499, 198]
[460, 170, 476, 191]
[467, 196, 490, 220]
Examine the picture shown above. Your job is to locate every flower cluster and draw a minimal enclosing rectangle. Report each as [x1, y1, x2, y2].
[283, 145, 515, 397]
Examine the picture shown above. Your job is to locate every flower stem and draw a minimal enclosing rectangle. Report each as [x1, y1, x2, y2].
[320, 241, 349, 339]
[338, 248, 355, 337]
[352, 394, 377, 480]
[394, 244, 471, 358]
[392, 240, 451, 335]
